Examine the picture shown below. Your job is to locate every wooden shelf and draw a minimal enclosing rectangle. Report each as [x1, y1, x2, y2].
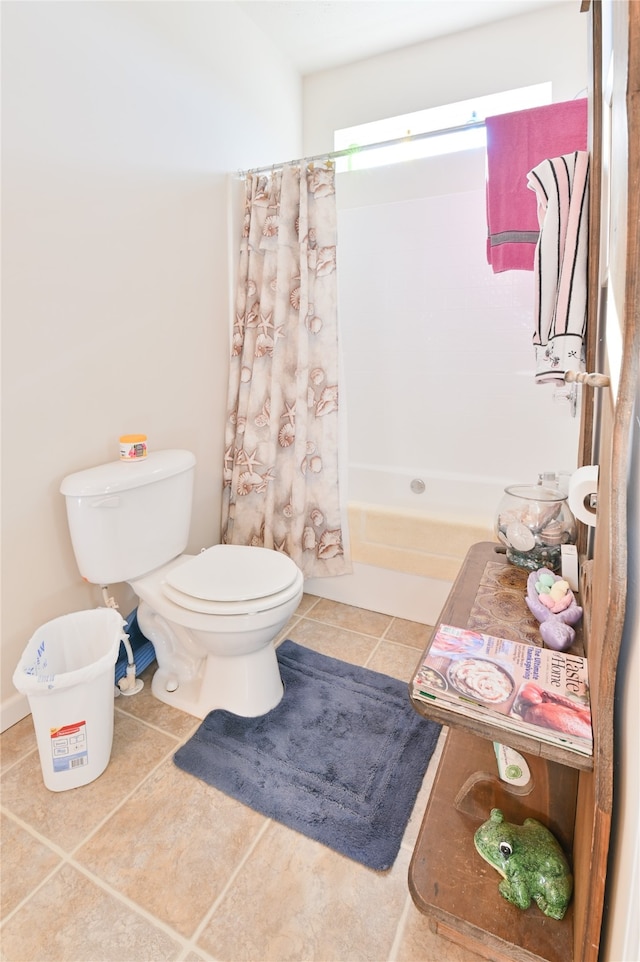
[407, 543, 582, 962]
[409, 728, 578, 962]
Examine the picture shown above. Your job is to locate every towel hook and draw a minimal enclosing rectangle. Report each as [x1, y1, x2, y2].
[564, 370, 611, 388]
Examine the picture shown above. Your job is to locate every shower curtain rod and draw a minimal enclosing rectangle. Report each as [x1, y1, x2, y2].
[239, 118, 487, 177]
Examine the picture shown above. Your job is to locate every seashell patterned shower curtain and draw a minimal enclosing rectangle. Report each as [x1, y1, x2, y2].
[221, 162, 351, 579]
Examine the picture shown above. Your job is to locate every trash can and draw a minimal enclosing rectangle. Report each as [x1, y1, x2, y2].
[12, 608, 126, 792]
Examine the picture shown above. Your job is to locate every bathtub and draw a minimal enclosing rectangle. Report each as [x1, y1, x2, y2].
[303, 467, 500, 625]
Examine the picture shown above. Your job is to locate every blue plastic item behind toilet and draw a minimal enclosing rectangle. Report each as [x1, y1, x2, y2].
[115, 609, 155, 683]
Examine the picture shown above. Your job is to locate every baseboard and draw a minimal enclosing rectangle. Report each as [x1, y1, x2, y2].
[1, 691, 30, 734]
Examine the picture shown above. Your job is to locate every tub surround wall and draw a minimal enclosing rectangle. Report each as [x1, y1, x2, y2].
[336, 157, 581, 511]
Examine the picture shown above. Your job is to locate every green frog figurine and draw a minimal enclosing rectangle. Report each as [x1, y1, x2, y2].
[474, 808, 573, 920]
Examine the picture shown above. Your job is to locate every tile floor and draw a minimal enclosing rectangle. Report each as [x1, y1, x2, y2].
[1, 595, 487, 962]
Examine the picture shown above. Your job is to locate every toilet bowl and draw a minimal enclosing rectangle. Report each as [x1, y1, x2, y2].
[60, 450, 304, 720]
[131, 545, 304, 718]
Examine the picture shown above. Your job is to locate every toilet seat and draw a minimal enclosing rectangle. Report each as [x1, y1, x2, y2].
[161, 544, 303, 616]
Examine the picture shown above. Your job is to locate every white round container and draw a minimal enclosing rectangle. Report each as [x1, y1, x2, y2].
[119, 434, 147, 461]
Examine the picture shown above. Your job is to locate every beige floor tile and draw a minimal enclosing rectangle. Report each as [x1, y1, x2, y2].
[387, 617, 434, 649]
[0, 711, 177, 852]
[395, 897, 489, 962]
[0, 714, 37, 774]
[0, 599, 460, 962]
[305, 597, 393, 637]
[286, 616, 379, 666]
[366, 638, 423, 683]
[0, 814, 61, 919]
[0, 862, 182, 962]
[114, 665, 201, 740]
[197, 820, 411, 962]
[74, 758, 268, 939]
[295, 592, 322, 615]
[276, 592, 325, 644]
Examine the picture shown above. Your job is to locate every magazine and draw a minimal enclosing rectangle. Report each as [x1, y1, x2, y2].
[412, 624, 592, 756]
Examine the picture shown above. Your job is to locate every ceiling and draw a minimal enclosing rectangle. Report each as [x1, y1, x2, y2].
[236, 0, 566, 75]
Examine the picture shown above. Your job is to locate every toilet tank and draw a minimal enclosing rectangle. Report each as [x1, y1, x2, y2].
[60, 450, 196, 585]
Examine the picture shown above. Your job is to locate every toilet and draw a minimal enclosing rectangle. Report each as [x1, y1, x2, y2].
[60, 450, 304, 718]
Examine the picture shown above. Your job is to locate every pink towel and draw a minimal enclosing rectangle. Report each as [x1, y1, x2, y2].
[486, 99, 587, 272]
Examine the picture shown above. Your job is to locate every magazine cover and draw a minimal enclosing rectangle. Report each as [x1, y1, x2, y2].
[413, 624, 592, 754]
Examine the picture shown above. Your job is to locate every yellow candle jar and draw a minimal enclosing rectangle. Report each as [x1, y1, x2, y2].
[119, 434, 148, 461]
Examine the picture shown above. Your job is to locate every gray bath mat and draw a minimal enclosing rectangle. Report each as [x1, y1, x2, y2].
[173, 640, 441, 871]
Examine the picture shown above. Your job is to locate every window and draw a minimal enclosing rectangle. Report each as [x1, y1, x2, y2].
[334, 83, 552, 170]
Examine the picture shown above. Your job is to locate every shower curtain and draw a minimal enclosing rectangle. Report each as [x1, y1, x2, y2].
[221, 162, 351, 579]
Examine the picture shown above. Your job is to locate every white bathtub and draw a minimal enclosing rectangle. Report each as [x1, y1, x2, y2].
[304, 467, 499, 625]
[348, 465, 503, 525]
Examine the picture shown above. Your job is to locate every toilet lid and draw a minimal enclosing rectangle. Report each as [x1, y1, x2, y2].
[163, 544, 299, 603]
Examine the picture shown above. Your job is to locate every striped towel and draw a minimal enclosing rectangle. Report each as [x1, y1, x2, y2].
[527, 151, 590, 384]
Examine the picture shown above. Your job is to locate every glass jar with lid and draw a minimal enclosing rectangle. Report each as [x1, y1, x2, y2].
[495, 484, 577, 572]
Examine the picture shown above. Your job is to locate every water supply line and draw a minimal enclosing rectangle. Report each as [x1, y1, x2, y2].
[101, 586, 144, 696]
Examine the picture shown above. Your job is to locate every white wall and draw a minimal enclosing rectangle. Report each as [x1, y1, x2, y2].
[0, 0, 302, 728]
[303, 2, 587, 154]
[336, 151, 581, 521]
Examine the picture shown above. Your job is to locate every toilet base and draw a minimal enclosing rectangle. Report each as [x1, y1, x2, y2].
[150, 641, 285, 719]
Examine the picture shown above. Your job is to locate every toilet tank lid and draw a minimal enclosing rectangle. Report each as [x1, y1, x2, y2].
[60, 450, 196, 497]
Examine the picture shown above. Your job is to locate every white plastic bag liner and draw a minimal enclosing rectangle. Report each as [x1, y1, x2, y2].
[13, 608, 125, 792]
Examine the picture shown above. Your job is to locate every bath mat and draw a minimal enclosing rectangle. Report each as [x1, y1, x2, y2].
[173, 640, 441, 871]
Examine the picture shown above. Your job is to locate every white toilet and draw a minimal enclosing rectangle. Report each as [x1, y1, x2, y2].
[60, 450, 304, 718]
